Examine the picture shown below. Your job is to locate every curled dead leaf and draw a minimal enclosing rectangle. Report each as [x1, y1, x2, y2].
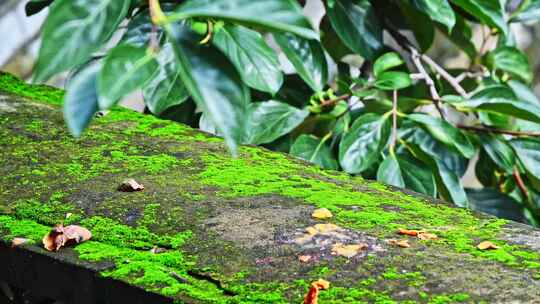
[312, 208, 332, 219]
[11, 238, 29, 247]
[42, 224, 92, 251]
[299, 255, 312, 263]
[304, 279, 330, 304]
[398, 228, 422, 236]
[388, 239, 411, 248]
[331, 243, 368, 258]
[117, 178, 144, 192]
[418, 232, 438, 240]
[477, 241, 500, 250]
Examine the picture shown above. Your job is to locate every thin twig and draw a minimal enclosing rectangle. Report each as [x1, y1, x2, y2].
[513, 167, 530, 200]
[419, 53, 470, 99]
[456, 124, 540, 137]
[320, 94, 350, 107]
[389, 90, 398, 153]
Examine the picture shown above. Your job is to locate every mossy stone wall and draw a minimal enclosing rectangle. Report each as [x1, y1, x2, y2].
[1, 72, 540, 303]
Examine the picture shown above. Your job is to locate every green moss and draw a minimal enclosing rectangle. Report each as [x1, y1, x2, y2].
[0, 72, 64, 105]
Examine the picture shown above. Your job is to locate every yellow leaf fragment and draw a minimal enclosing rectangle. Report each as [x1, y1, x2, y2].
[299, 255, 312, 263]
[477, 241, 500, 250]
[331, 243, 368, 258]
[418, 232, 438, 240]
[313, 279, 330, 290]
[11, 238, 29, 247]
[305, 226, 318, 235]
[312, 208, 333, 219]
[388, 239, 411, 248]
[398, 228, 422, 236]
[313, 223, 340, 234]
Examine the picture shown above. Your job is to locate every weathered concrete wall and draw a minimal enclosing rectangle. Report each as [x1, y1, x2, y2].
[1, 72, 540, 303]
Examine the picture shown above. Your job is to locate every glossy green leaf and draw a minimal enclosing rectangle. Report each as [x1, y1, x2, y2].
[34, 0, 130, 82]
[450, 0, 508, 36]
[327, 0, 383, 59]
[274, 32, 328, 92]
[454, 86, 540, 124]
[377, 153, 437, 197]
[411, 0, 456, 31]
[143, 43, 189, 115]
[213, 24, 283, 94]
[485, 46, 533, 84]
[243, 100, 309, 145]
[373, 52, 404, 78]
[170, 0, 317, 39]
[291, 135, 338, 170]
[408, 113, 475, 158]
[98, 44, 159, 109]
[339, 113, 390, 174]
[510, 138, 540, 183]
[467, 188, 525, 223]
[63, 62, 100, 137]
[121, 9, 160, 48]
[441, 14, 476, 59]
[398, 2, 435, 52]
[406, 142, 469, 207]
[479, 134, 516, 174]
[167, 24, 250, 153]
[374, 71, 413, 91]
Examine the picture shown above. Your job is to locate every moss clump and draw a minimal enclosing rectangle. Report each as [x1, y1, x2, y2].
[0, 72, 64, 105]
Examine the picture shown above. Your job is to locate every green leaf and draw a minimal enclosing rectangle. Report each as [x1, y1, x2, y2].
[143, 43, 189, 115]
[339, 113, 390, 174]
[398, 2, 435, 52]
[377, 153, 437, 197]
[121, 9, 160, 48]
[454, 86, 540, 124]
[98, 44, 159, 109]
[450, 0, 508, 36]
[374, 71, 412, 91]
[479, 134, 516, 174]
[167, 24, 250, 154]
[25, 0, 53, 16]
[34, 0, 130, 82]
[405, 142, 468, 207]
[243, 100, 309, 145]
[411, 0, 456, 31]
[291, 135, 338, 170]
[327, 0, 383, 60]
[510, 138, 540, 184]
[508, 80, 539, 104]
[373, 52, 404, 78]
[274, 32, 328, 92]
[467, 188, 525, 223]
[63, 62, 100, 137]
[511, 0, 540, 22]
[485, 46, 533, 84]
[408, 113, 475, 158]
[213, 24, 283, 94]
[170, 0, 317, 39]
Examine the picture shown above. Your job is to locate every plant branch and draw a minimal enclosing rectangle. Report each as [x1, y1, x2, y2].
[513, 167, 530, 201]
[456, 124, 540, 137]
[389, 90, 398, 153]
[419, 53, 470, 99]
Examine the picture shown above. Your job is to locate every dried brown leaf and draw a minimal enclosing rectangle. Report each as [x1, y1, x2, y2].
[331, 243, 368, 258]
[398, 228, 422, 236]
[299, 255, 312, 263]
[42, 224, 92, 251]
[418, 232, 438, 240]
[312, 208, 333, 219]
[388, 239, 411, 248]
[477, 241, 500, 250]
[304, 279, 330, 304]
[117, 178, 144, 192]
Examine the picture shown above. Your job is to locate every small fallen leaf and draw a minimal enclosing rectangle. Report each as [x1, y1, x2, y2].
[312, 208, 333, 219]
[418, 232, 438, 240]
[42, 224, 92, 251]
[304, 279, 330, 304]
[388, 239, 411, 248]
[117, 178, 144, 192]
[477, 241, 500, 250]
[313, 223, 340, 234]
[331, 243, 368, 258]
[398, 228, 422, 236]
[150, 247, 167, 254]
[305, 226, 318, 235]
[11, 238, 29, 247]
[299, 255, 312, 263]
